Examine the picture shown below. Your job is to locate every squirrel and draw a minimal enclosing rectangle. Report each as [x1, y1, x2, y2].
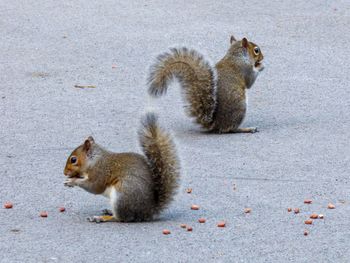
[63, 113, 180, 223]
[148, 35, 264, 133]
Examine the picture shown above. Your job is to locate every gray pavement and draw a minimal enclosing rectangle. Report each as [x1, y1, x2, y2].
[1, 0, 350, 262]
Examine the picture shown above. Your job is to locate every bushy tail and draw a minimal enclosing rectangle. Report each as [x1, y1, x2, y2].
[148, 48, 217, 129]
[138, 113, 180, 216]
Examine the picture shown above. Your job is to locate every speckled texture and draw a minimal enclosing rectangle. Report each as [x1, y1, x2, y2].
[1, 0, 349, 262]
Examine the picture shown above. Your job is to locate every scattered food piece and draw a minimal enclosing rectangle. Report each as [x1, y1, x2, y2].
[217, 221, 226, 227]
[74, 85, 96, 89]
[294, 208, 300, 214]
[304, 230, 309, 236]
[186, 226, 193, 232]
[191, 205, 200, 210]
[287, 208, 292, 212]
[327, 203, 335, 209]
[304, 219, 313, 225]
[318, 214, 324, 219]
[304, 199, 312, 204]
[40, 211, 48, 218]
[310, 214, 318, 219]
[162, 229, 171, 235]
[244, 208, 251, 213]
[59, 207, 66, 212]
[180, 224, 187, 228]
[111, 64, 117, 69]
[186, 188, 192, 194]
[4, 202, 13, 209]
[198, 218, 206, 223]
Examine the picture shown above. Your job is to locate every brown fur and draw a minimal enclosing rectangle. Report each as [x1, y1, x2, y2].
[63, 113, 180, 222]
[148, 36, 264, 133]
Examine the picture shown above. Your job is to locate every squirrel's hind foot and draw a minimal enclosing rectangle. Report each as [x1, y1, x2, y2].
[87, 215, 119, 223]
[232, 127, 258, 133]
[101, 209, 113, 216]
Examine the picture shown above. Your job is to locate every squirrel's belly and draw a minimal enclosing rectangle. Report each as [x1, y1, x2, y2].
[102, 186, 119, 200]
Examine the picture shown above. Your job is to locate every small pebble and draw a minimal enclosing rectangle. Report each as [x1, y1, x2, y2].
[191, 205, 200, 210]
[304, 199, 312, 204]
[198, 218, 206, 223]
[304, 219, 313, 225]
[217, 221, 226, 227]
[294, 208, 300, 214]
[4, 202, 13, 209]
[186, 188, 192, 194]
[304, 230, 309, 236]
[162, 229, 171, 235]
[40, 211, 48, 218]
[287, 208, 292, 212]
[327, 203, 335, 209]
[318, 214, 324, 219]
[244, 208, 251, 213]
[59, 207, 65, 212]
[310, 214, 318, 219]
[180, 224, 187, 228]
[186, 226, 193, 232]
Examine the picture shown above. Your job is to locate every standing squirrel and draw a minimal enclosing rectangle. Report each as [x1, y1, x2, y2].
[148, 35, 264, 133]
[63, 113, 180, 223]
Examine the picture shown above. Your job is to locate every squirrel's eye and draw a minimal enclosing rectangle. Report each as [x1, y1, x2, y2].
[70, 156, 77, 164]
[254, 47, 260, 55]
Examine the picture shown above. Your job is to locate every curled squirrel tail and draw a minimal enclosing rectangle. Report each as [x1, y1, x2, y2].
[148, 48, 217, 129]
[139, 113, 180, 216]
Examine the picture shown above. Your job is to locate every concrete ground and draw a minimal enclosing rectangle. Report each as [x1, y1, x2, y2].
[1, 0, 349, 262]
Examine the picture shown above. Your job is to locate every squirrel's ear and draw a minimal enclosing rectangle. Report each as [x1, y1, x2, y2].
[83, 136, 94, 153]
[87, 136, 95, 144]
[230, 35, 237, 44]
[242, 38, 248, 49]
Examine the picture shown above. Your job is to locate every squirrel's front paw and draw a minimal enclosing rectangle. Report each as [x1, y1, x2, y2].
[64, 178, 76, 187]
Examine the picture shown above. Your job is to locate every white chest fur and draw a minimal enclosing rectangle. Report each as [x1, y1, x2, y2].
[102, 186, 119, 204]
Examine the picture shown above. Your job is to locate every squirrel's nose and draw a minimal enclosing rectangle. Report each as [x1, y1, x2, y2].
[64, 168, 70, 176]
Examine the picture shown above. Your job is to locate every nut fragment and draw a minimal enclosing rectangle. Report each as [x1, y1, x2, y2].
[304, 199, 312, 204]
[198, 218, 206, 223]
[4, 202, 13, 209]
[294, 208, 300, 214]
[327, 203, 335, 209]
[186, 188, 192, 194]
[191, 205, 200, 210]
[287, 208, 292, 212]
[318, 214, 324, 219]
[304, 219, 313, 225]
[304, 230, 309, 236]
[162, 229, 171, 235]
[186, 226, 193, 232]
[217, 221, 226, 227]
[40, 211, 48, 218]
[180, 224, 187, 228]
[244, 208, 251, 213]
[59, 207, 65, 212]
[310, 214, 318, 219]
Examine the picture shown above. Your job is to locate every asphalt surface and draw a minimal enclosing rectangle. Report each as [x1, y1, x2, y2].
[1, 0, 350, 262]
